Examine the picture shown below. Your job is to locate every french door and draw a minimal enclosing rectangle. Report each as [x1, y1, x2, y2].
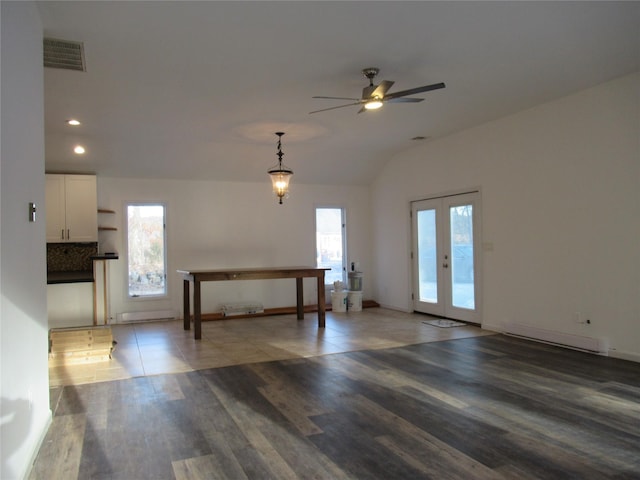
[411, 192, 480, 323]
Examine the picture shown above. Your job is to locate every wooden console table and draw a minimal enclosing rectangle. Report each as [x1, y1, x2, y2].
[177, 266, 329, 339]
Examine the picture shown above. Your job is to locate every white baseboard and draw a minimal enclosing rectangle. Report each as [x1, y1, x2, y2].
[116, 310, 176, 323]
[482, 322, 639, 363]
[481, 322, 502, 334]
[505, 322, 608, 354]
[608, 349, 640, 363]
[23, 412, 52, 480]
[378, 303, 412, 313]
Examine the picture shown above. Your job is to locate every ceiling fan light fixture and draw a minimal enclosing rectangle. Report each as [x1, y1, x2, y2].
[267, 132, 293, 205]
[364, 98, 383, 110]
[310, 67, 445, 114]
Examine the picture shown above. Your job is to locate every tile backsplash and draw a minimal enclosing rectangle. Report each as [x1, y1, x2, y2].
[47, 243, 98, 272]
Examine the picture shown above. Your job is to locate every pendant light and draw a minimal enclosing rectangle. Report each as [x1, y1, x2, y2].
[267, 132, 293, 204]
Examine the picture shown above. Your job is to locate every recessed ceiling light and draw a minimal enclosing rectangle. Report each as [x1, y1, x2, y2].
[73, 145, 85, 154]
[67, 119, 81, 126]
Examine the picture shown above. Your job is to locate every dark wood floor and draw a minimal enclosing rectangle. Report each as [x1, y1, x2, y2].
[32, 334, 640, 479]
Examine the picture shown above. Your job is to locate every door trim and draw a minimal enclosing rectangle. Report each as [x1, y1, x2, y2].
[410, 190, 482, 324]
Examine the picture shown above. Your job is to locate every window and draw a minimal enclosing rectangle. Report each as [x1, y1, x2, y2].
[315, 207, 346, 285]
[127, 204, 167, 297]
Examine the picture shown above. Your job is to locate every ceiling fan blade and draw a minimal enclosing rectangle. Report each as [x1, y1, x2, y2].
[312, 95, 361, 101]
[371, 80, 394, 99]
[309, 102, 362, 114]
[384, 82, 446, 101]
[361, 84, 375, 100]
[385, 97, 424, 103]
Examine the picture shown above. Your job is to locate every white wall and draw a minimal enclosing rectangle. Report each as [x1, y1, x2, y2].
[371, 73, 640, 360]
[97, 178, 372, 320]
[47, 284, 95, 328]
[1, 3, 52, 479]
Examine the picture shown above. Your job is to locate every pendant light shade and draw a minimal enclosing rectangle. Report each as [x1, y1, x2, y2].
[267, 132, 293, 204]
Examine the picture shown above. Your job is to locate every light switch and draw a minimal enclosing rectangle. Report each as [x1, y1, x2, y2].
[29, 202, 37, 222]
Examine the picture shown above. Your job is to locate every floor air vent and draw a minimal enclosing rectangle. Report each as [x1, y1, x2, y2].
[43, 37, 86, 71]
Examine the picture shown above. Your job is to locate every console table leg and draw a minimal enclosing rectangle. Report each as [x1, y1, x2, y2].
[317, 276, 326, 328]
[183, 279, 191, 331]
[194, 280, 202, 340]
[296, 277, 304, 320]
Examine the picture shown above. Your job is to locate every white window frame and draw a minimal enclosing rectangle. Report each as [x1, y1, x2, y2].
[315, 206, 347, 286]
[125, 202, 168, 299]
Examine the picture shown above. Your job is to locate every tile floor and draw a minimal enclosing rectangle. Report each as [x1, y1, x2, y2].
[49, 308, 496, 387]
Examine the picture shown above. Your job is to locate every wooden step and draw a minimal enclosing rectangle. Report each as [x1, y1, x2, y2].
[49, 326, 114, 365]
[49, 350, 113, 366]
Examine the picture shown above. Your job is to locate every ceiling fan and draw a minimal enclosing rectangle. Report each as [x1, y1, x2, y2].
[310, 67, 445, 114]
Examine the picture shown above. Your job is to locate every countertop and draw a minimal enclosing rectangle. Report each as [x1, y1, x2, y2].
[47, 254, 118, 284]
[91, 253, 119, 260]
[47, 270, 94, 284]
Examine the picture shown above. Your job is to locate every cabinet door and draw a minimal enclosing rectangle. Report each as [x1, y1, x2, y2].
[65, 175, 98, 242]
[45, 174, 66, 242]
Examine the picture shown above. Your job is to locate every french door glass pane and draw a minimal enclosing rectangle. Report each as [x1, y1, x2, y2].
[417, 209, 437, 303]
[450, 204, 475, 309]
[127, 205, 166, 297]
[316, 208, 345, 284]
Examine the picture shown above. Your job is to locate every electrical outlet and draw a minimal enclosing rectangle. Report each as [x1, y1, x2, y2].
[574, 312, 593, 325]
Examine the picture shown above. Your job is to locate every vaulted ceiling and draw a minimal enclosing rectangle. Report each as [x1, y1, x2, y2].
[39, 1, 640, 186]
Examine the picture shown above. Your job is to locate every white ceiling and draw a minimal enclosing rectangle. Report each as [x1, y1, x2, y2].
[39, 1, 640, 186]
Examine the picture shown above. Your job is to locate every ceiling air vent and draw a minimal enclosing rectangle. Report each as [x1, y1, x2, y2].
[43, 38, 86, 71]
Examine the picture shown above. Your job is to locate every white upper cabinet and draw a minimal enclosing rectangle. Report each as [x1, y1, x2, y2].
[45, 174, 66, 242]
[46, 174, 98, 243]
